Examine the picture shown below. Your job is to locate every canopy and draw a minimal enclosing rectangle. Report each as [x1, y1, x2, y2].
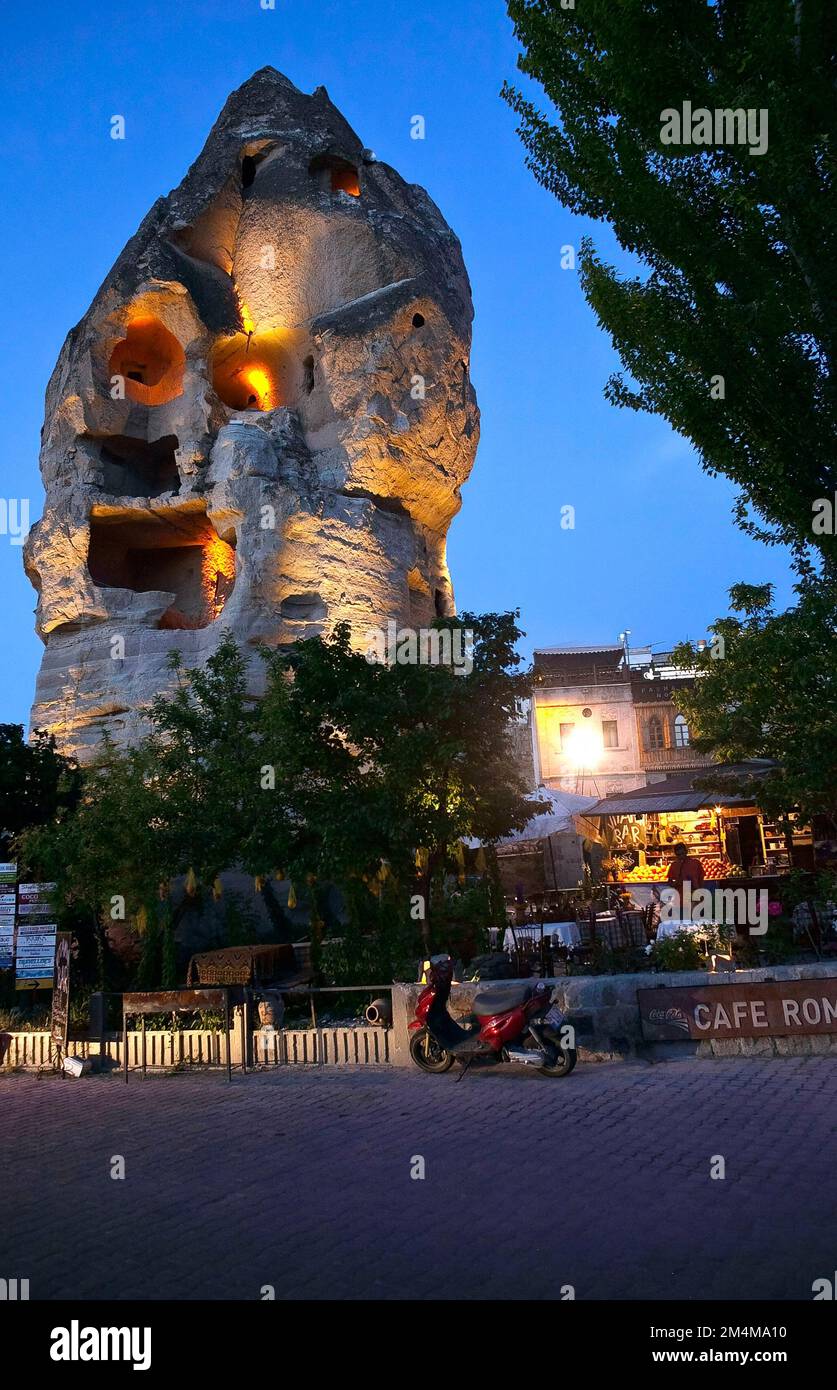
[466, 787, 599, 848]
[577, 761, 776, 819]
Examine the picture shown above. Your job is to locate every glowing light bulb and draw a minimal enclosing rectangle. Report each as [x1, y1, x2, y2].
[564, 725, 602, 770]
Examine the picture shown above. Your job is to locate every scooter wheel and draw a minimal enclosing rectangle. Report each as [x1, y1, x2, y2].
[409, 1029, 455, 1073]
[539, 1048, 577, 1078]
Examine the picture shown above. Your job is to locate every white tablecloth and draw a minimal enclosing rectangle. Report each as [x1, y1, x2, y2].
[655, 918, 719, 940]
[503, 922, 581, 950]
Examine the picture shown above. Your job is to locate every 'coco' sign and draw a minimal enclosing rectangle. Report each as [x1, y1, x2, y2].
[638, 979, 837, 1041]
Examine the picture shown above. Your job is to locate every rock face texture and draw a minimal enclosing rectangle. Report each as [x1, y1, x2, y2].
[26, 67, 479, 758]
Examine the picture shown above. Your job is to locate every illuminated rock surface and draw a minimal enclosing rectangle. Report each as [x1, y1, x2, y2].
[26, 67, 479, 757]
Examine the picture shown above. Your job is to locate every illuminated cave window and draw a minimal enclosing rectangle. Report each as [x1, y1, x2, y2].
[211, 334, 283, 411]
[87, 510, 236, 630]
[95, 435, 180, 497]
[108, 318, 185, 406]
[308, 154, 361, 197]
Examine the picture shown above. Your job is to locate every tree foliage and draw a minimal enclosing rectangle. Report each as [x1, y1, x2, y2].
[673, 582, 837, 823]
[503, 0, 837, 570]
[21, 616, 536, 958]
[0, 724, 81, 858]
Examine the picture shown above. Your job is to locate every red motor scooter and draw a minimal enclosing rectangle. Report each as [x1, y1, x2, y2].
[408, 956, 576, 1078]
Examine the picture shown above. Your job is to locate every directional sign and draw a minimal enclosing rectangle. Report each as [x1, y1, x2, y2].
[0, 866, 15, 970]
[15, 923, 57, 990]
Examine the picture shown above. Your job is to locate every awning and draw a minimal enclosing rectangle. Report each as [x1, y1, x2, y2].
[578, 762, 776, 818]
[579, 789, 755, 816]
[466, 787, 599, 848]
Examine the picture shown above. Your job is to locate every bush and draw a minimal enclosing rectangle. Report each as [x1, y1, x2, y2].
[651, 931, 706, 972]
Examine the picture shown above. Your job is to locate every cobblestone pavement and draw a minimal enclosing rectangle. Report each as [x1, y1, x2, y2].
[2, 1056, 835, 1300]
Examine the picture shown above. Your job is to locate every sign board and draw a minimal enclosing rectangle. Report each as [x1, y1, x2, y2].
[15, 925, 58, 989]
[122, 988, 228, 1015]
[638, 979, 837, 1042]
[50, 932, 72, 1057]
[0, 865, 15, 971]
[15, 884, 58, 989]
[17, 883, 57, 912]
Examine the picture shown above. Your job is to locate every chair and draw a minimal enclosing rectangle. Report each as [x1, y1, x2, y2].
[569, 907, 596, 967]
[621, 910, 647, 948]
[643, 903, 660, 944]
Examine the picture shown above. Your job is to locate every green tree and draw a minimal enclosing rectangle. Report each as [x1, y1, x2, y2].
[24, 617, 537, 970]
[673, 582, 837, 825]
[21, 637, 273, 985]
[503, 0, 837, 570]
[0, 724, 81, 857]
[256, 613, 539, 945]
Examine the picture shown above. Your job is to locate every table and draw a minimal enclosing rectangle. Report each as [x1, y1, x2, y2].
[655, 918, 720, 941]
[503, 922, 581, 951]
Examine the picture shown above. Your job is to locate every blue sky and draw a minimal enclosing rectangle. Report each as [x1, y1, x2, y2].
[0, 0, 793, 727]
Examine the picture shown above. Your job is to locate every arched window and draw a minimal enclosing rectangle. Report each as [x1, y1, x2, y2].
[646, 715, 664, 751]
[674, 714, 690, 748]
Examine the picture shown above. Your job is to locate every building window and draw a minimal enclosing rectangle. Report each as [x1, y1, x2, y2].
[559, 722, 575, 751]
[674, 714, 690, 748]
[602, 719, 618, 749]
[646, 715, 665, 750]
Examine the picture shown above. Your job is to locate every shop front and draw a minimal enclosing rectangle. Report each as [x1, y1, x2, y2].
[577, 774, 813, 907]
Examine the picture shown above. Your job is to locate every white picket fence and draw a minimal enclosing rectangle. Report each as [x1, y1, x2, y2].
[0, 1026, 391, 1070]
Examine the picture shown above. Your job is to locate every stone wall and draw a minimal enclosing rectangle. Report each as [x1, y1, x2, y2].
[391, 961, 837, 1065]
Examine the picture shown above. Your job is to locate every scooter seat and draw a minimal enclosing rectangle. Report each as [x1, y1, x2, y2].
[473, 984, 531, 1016]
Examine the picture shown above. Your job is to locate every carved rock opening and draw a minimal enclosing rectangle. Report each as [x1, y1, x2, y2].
[108, 317, 185, 406]
[308, 153, 361, 196]
[87, 509, 236, 629]
[279, 592, 327, 623]
[94, 434, 180, 497]
[211, 330, 302, 411]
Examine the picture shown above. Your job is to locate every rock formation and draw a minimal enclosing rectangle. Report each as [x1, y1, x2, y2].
[26, 67, 479, 758]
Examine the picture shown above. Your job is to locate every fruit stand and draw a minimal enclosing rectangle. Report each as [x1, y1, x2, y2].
[575, 776, 813, 901]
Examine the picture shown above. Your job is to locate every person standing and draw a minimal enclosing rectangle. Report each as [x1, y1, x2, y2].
[667, 842, 705, 892]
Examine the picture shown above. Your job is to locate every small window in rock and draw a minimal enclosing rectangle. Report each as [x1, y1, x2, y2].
[412, 313, 425, 328]
[280, 592, 327, 623]
[331, 165, 360, 196]
[108, 317, 185, 407]
[96, 434, 180, 498]
[434, 588, 445, 618]
[303, 355, 315, 394]
[241, 155, 257, 190]
[309, 154, 360, 197]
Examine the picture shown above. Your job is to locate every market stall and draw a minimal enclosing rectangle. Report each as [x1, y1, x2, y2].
[576, 769, 813, 904]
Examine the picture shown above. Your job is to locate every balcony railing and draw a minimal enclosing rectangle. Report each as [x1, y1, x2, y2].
[640, 745, 716, 770]
[535, 666, 629, 688]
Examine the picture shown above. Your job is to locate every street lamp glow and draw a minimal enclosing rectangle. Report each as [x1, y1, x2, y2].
[564, 725, 602, 769]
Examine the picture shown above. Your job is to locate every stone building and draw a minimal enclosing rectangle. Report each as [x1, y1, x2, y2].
[25, 68, 479, 758]
[530, 641, 716, 797]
